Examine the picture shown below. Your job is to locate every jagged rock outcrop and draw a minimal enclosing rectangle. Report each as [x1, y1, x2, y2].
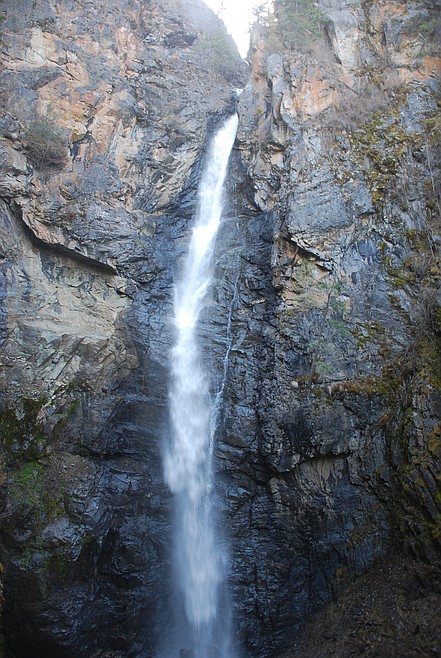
[0, 0, 440, 657]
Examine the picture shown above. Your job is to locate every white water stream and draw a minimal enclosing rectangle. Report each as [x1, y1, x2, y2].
[164, 114, 239, 656]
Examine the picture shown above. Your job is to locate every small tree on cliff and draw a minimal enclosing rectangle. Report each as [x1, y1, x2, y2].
[276, 0, 326, 41]
[255, 0, 326, 50]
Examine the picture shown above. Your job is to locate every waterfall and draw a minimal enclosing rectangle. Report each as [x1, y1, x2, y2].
[164, 113, 239, 657]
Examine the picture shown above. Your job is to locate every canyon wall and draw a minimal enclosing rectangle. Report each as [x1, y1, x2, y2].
[226, 1, 441, 653]
[0, 0, 440, 657]
[0, 1, 242, 655]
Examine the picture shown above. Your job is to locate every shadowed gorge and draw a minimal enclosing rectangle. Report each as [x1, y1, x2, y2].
[0, 0, 440, 657]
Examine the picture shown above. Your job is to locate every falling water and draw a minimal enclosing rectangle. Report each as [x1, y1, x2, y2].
[164, 113, 239, 657]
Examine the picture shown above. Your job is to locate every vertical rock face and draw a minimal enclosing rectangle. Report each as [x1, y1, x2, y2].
[0, 0, 440, 657]
[0, 1, 244, 656]
[222, 0, 441, 654]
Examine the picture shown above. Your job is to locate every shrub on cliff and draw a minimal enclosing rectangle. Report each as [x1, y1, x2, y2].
[274, 0, 326, 45]
[254, 0, 326, 50]
[408, 0, 441, 54]
[25, 115, 67, 170]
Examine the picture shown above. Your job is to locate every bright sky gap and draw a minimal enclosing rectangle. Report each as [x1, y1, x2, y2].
[202, 0, 264, 58]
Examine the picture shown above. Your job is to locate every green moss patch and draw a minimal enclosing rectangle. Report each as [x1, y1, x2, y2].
[0, 397, 48, 462]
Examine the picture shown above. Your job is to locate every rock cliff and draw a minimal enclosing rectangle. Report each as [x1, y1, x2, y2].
[228, 0, 441, 654]
[0, 1, 243, 656]
[0, 0, 440, 657]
